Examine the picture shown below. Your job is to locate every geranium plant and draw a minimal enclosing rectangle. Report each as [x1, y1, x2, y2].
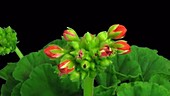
[0, 24, 170, 96]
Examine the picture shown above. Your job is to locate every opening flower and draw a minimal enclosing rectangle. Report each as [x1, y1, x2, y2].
[99, 45, 113, 57]
[77, 50, 83, 59]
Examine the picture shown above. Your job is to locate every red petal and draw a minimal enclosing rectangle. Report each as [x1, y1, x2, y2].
[117, 42, 130, 50]
[44, 45, 63, 58]
[58, 67, 74, 75]
[114, 25, 127, 39]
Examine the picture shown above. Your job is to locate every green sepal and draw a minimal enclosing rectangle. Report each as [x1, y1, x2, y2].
[108, 24, 119, 33]
[117, 49, 128, 54]
[70, 49, 79, 56]
[99, 39, 113, 48]
[65, 27, 80, 41]
[108, 31, 121, 39]
[50, 49, 64, 54]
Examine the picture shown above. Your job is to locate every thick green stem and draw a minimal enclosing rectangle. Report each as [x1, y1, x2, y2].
[83, 76, 94, 96]
[15, 46, 24, 59]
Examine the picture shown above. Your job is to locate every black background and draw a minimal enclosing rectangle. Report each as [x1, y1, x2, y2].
[0, 1, 170, 87]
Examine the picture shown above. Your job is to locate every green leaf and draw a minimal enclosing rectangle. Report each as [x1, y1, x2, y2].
[21, 64, 80, 96]
[96, 45, 170, 96]
[1, 77, 19, 96]
[0, 63, 16, 80]
[95, 65, 120, 87]
[112, 54, 142, 81]
[94, 85, 115, 96]
[0, 63, 19, 96]
[117, 81, 170, 96]
[149, 74, 170, 91]
[13, 50, 56, 82]
[110, 45, 170, 82]
[11, 83, 22, 96]
[129, 45, 170, 81]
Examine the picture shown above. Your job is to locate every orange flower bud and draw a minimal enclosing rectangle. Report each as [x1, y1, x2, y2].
[115, 40, 131, 54]
[108, 24, 127, 39]
[44, 45, 64, 58]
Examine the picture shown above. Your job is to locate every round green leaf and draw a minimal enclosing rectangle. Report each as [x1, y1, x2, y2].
[117, 81, 170, 96]
[0, 63, 16, 80]
[94, 85, 115, 96]
[95, 65, 120, 87]
[129, 45, 170, 81]
[0, 63, 19, 96]
[11, 83, 22, 96]
[111, 45, 170, 82]
[149, 74, 170, 91]
[13, 50, 56, 82]
[1, 77, 19, 96]
[21, 64, 80, 96]
[112, 54, 142, 81]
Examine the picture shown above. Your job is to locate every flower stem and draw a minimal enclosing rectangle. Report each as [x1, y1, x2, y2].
[83, 76, 94, 96]
[15, 46, 24, 59]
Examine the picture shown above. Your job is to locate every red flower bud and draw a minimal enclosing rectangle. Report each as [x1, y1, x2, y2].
[115, 40, 131, 54]
[44, 45, 64, 58]
[57, 60, 75, 76]
[108, 24, 127, 39]
[63, 27, 79, 41]
[99, 45, 113, 57]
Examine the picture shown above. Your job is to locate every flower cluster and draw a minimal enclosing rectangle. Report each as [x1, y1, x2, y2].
[44, 24, 130, 81]
[0, 26, 18, 55]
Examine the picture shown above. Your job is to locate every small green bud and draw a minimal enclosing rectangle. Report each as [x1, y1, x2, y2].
[100, 59, 112, 67]
[97, 31, 108, 41]
[90, 62, 96, 71]
[80, 60, 91, 71]
[84, 32, 92, 42]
